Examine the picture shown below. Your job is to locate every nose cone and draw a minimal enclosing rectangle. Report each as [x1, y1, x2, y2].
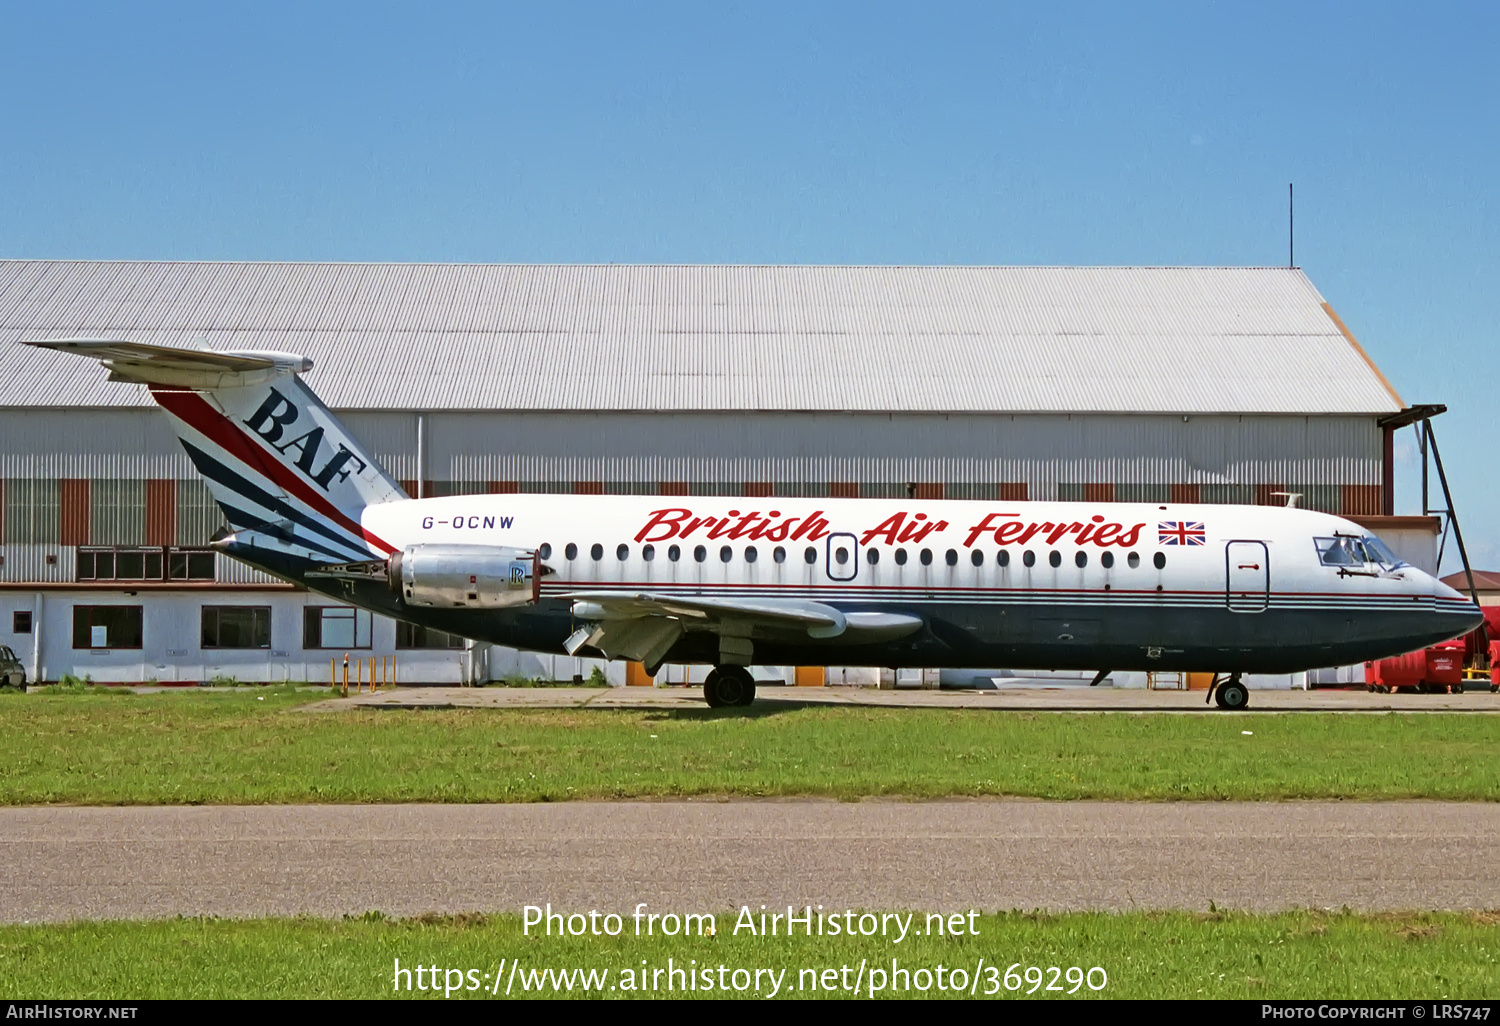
[1431, 576, 1485, 639]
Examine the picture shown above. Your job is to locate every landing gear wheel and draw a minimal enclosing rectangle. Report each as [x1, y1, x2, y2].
[1215, 679, 1249, 710]
[703, 666, 756, 708]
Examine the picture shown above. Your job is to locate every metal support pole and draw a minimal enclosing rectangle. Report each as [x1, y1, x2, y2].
[341, 653, 349, 698]
[1424, 421, 1486, 644]
[330, 658, 336, 692]
[1418, 422, 1429, 516]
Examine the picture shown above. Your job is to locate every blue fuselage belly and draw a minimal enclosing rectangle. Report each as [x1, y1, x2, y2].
[236, 545, 1477, 675]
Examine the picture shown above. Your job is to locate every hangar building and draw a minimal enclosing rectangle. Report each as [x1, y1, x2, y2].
[0, 260, 1431, 685]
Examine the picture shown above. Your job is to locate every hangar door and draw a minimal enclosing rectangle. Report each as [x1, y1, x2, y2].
[1225, 541, 1269, 613]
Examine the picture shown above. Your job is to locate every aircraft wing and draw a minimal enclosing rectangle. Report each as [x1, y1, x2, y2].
[558, 590, 923, 671]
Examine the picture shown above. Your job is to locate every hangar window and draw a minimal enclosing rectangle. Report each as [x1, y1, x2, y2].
[895, 548, 908, 565]
[1075, 551, 1088, 568]
[720, 545, 733, 563]
[1101, 551, 1114, 569]
[72, 605, 143, 650]
[668, 544, 681, 562]
[303, 607, 372, 650]
[538, 543, 552, 560]
[617, 544, 630, 561]
[396, 622, 464, 649]
[773, 546, 786, 563]
[745, 546, 758, 563]
[919, 549, 933, 566]
[945, 549, 958, 566]
[13, 611, 32, 634]
[168, 549, 216, 581]
[201, 606, 271, 650]
[1023, 550, 1036, 568]
[803, 546, 818, 565]
[867, 548, 880, 565]
[642, 544, 655, 561]
[1049, 550, 1061, 568]
[564, 543, 578, 561]
[970, 550, 983, 567]
[1127, 552, 1140, 568]
[1154, 552, 1166, 570]
[694, 545, 707, 563]
[998, 550, 1009, 567]
[590, 543, 604, 561]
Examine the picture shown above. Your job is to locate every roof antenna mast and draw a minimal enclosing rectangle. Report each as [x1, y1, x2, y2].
[1288, 182, 1294, 268]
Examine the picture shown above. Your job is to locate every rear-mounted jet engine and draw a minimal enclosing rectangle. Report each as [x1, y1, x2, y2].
[387, 544, 546, 608]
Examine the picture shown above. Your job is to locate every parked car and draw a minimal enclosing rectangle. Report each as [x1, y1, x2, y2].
[0, 645, 24, 687]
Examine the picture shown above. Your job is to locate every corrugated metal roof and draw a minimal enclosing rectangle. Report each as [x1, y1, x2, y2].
[0, 261, 1403, 414]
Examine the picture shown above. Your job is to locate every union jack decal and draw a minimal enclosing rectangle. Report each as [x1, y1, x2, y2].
[1158, 521, 1206, 546]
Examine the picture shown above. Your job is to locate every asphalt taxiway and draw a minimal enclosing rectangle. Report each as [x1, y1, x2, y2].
[4, 801, 1496, 922]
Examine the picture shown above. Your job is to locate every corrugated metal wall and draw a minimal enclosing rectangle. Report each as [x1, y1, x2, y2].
[0, 407, 1384, 584]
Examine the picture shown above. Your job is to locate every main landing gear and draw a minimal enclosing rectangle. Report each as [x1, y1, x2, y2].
[1206, 672, 1249, 711]
[703, 666, 756, 708]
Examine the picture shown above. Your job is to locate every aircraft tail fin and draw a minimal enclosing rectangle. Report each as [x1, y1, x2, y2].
[23, 339, 404, 561]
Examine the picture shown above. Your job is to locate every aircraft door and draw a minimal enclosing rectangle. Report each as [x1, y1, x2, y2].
[1225, 540, 1269, 612]
[825, 532, 859, 582]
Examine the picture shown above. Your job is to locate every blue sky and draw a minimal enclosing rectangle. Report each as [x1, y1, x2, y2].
[2, 2, 1496, 568]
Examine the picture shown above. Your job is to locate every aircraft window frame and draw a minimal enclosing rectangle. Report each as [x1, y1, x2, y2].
[773, 546, 786, 563]
[1022, 550, 1036, 568]
[1153, 551, 1166, 570]
[564, 543, 578, 561]
[642, 544, 655, 561]
[804, 546, 818, 564]
[668, 544, 681, 562]
[1361, 535, 1407, 569]
[895, 548, 908, 566]
[694, 545, 708, 563]
[590, 543, 604, 561]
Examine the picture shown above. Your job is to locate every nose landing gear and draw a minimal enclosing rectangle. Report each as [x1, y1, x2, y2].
[703, 666, 757, 708]
[1207, 672, 1249, 710]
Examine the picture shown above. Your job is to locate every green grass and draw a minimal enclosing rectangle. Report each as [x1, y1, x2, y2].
[2, 688, 1499, 804]
[1, 910, 1495, 999]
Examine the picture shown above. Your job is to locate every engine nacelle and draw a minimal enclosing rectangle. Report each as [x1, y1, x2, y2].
[389, 544, 539, 609]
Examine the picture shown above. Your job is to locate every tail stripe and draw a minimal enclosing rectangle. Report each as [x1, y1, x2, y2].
[152, 387, 395, 555]
[180, 440, 374, 562]
[214, 500, 371, 564]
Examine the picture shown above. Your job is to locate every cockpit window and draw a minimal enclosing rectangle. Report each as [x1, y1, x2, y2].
[1361, 535, 1407, 569]
[1314, 535, 1406, 570]
[1315, 536, 1365, 566]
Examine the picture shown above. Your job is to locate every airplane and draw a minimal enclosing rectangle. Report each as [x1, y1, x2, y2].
[25, 338, 1484, 710]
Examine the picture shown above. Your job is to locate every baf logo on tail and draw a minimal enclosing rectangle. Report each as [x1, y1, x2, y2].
[242, 386, 368, 492]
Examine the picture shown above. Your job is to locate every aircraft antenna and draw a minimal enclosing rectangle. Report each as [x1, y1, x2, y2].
[1288, 183, 1294, 268]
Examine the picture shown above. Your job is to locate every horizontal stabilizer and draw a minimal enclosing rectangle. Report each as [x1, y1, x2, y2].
[23, 338, 311, 388]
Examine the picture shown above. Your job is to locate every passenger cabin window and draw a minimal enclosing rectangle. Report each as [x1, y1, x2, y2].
[1127, 552, 1140, 568]
[1022, 550, 1036, 568]
[617, 544, 629, 561]
[803, 547, 817, 564]
[642, 544, 655, 561]
[590, 543, 604, 561]
[895, 548, 908, 565]
[1075, 551, 1088, 568]
[1101, 551, 1114, 569]
[867, 549, 879, 565]
[564, 543, 578, 560]
[719, 545, 732, 563]
[998, 550, 1009, 567]
[668, 545, 681, 561]
[945, 549, 958, 566]
[970, 550, 983, 567]
[1153, 552, 1166, 569]
[773, 546, 786, 563]
[745, 546, 757, 563]
[1048, 550, 1061, 568]
[695, 545, 707, 562]
[538, 543, 552, 559]
[919, 549, 932, 566]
